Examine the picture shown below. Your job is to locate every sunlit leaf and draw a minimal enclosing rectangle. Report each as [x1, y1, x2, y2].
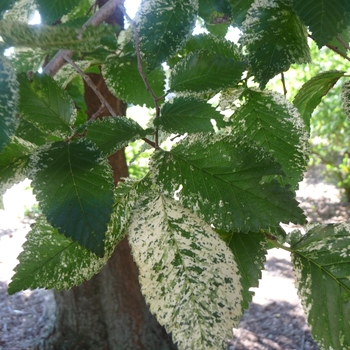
[291, 223, 350, 350]
[35, 0, 81, 24]
[155, 97, 226, 134]
[293, 70, 345, 132]
[129, 190, 243, 349]
[0, 55, 19, 153]
[242, 0, 310, 89]
[18, 73, 75, 138]
[230, 89, 309, 189]
[152, 134, 305, 233]
[137, 0, 197, 71]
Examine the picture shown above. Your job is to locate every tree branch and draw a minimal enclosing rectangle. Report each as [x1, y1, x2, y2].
[281, 72, 287, 96]
[63, 53, 117, 118]
[43, 0, 123, 77]
[308, 34, 350, 62]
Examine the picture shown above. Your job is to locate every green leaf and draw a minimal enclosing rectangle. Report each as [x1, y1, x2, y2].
[8, 181, 136, 294]
[18, 73, 75, 138]
[2, 0, 35, 22]
[198, 0, 231, 37]
[85, 116, 149, 156]
[342, 81, 350, 120]
[291, 0, 350, 48]
[242, 0, 310, 89]
[15, 119, 48, 146]
[103, 55, 165, 107]
[230, 89, 309, 189]
[0, 0, 15, 17]
[0, 20, 118, 51]
[0, 136, 34, 198]
[29, 140, 114, 257]
[170, 50, 246, 93]
[128, 191, 243, 349]
[293, 70, 345, 132]
[291, 223, 350, 350]
[327, 26, 350, 55]
[0, 55, 19, 153]
[155, 97, 225, 134]
[137, 0, 197, 71]
[227, 0, 255, 27]
[219, 230, 267, 310]
[184, 34, 241, 59]
[151, 134, 305, 233]
[35, 0, 81, 24]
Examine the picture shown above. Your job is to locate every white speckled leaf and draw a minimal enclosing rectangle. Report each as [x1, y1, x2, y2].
[151, 134, 305, 233]
[0, 55, 19, 153]
[8, 179, 140, 294]
[291, 223, 350, 350]
[0, 136, 35, 198]
[29, 140, 114, 257]
[137, 0, 197, 71]
[341, 81, 350, 121]
[242, 0, 310, 89]
[85, 117, 150, 156]
[18, 73, 75, 138]
[155, 97, 226, 134]
[230, 89, 309, 189]
[128, 192, 243, 350]
[0, 20, 117, 51]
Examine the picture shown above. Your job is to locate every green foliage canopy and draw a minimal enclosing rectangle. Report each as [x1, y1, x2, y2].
[1, 0, 350, 349]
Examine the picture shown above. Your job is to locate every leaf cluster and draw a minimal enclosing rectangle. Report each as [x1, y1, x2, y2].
[1, 0, 350, 349]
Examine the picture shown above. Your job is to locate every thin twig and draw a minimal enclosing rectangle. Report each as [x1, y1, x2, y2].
[43, 0, 123, 77]
[63, 54, 117, 118]
[337, 34, 350, 51]
[91, 104, 107, 120]
[281, 72, 287, 96]
[121, 6, 162, 149]
[309, 34, 350, 62]
[142, 137, 156, 148]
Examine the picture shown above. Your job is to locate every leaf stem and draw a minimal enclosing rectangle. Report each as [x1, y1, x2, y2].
[121, 6, 161, 149]
[263, 231, 293, 252]
[43, 0, 123, 77]
[309, 34, 350, 62]
[281, 72, 287, 96]
[63, 54, 117, 118]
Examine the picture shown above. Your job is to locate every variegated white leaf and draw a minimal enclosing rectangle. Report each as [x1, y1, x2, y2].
[128, 192, 243, 350]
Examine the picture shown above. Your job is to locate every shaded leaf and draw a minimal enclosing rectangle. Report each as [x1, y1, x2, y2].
[138, 0, 197, 71]
[228, 0, 255, 27]
[291, 0, 350, 48]
[8, 179, 138, 293]
[35, 0, 81, 24]
[18, 73, 75, 138]
[184, 34, 241, 59]
[218, 230, 267, 310]
[293, 70, 345, 132]
[242, 0, 310, 89]
[152, 134, 305, 233]
[341, 81, 350, 120]
[0, 55, 19, 153]
[30, 140, 114, 257]
[103, 55, 165, 107]
[155, 97, 226, 134]
[0, 136, 34, 198]
[0, 20, 118, 52]
[85, 117, 150, 156]
[230, 89, 309, 189]
[170, 50, 246, 93]
[291, 223, 350, 350]
[129, 191, 243, 349]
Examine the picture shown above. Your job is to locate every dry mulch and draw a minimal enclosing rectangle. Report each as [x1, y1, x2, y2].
[1, 165, 349, 350]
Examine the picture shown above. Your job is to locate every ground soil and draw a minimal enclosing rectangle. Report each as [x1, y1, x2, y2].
[1, 165, 349, 350]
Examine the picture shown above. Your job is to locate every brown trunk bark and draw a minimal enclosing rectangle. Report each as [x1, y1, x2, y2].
[36, 3, 177, 349]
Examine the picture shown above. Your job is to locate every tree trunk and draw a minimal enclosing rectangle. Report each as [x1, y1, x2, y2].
[36, 3, 177, 349]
